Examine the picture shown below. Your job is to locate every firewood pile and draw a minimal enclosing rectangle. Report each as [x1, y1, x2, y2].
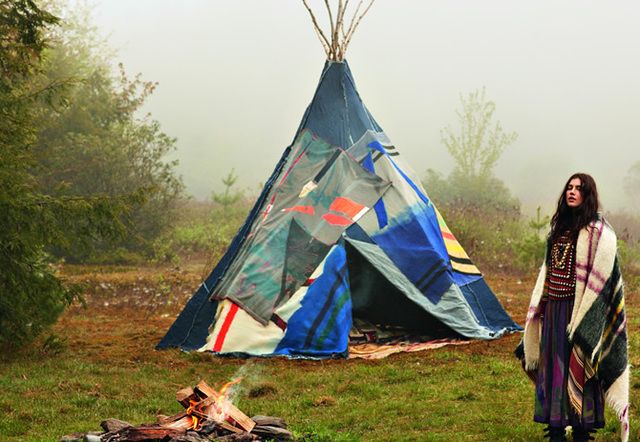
[59, 380, 293, 442]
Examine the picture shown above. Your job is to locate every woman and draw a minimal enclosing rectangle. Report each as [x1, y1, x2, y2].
[518, 173, 629, 442]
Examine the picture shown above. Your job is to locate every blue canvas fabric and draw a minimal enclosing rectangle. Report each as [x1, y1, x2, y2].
[274, 244, 352, 358]
[294, 61, 382, 148]
[370, 201, 453, 298]
[459, 279, 521, 333]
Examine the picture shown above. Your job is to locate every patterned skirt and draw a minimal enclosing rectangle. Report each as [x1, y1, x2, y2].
[533, 297, 605, 429]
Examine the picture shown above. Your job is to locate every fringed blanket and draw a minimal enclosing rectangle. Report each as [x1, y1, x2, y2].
[520, 218, 629, 442]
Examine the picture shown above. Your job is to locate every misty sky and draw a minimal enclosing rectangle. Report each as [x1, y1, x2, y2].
[91, 1, 640, 214]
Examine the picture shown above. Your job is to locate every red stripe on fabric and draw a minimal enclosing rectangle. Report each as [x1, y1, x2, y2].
[442, 231, 456, 241]
[303, 278, 316, 287]
[322, 213, 353, 226]
[568, 349, 585, 391]
[283, 205, 315, 215]
[213, 303, 239, 352]
[329, 197, 365, 219]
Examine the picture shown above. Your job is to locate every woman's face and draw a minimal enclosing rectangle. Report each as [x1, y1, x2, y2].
[565, 177, 583, 208]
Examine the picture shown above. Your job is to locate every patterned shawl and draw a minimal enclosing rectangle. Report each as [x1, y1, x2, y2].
[520, 217, 629, 442]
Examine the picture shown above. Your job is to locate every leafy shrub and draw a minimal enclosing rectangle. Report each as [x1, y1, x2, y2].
[153, 198, 252, 263]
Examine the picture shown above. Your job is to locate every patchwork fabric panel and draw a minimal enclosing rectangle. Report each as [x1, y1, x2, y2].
[212, 131, 389, 324]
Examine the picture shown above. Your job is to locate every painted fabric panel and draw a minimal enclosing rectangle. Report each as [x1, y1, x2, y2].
[275, 244, 352, 357]
[213, 131, 389, 324]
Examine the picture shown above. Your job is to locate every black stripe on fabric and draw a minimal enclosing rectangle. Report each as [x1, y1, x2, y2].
[372, 151, 384, 163]
[452, 268, 482, 276]
[313, 150, 341, 184]
[418, 267, 447, 293]
[304, 265, 348, 349]
[383, 145, 396, 151]
[449, 255, 474, 266]
[415, 261, 442, 288]
[387, 152, 400, 157]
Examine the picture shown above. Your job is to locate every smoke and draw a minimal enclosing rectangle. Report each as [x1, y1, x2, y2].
[224, 360, 265, 403]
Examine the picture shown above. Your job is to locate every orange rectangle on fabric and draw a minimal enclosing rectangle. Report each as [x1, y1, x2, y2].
[322, 213, 353, 226]
[329, 197, 365, 219]
[282, 205, 315, 215]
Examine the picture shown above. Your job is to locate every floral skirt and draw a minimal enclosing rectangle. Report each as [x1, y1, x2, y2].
[533, 297, 605, 430]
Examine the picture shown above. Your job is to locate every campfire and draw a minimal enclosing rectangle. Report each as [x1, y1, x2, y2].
[167, 379, 256, 434]
[60, 379, 292, 441]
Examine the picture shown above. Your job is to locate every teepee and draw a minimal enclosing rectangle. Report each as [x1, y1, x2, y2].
[157, 1, 521, 357]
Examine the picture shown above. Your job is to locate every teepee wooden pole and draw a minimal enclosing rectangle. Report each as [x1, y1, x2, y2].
[301, 0, 375, 61]
[301, 0, 332, 58]
[324, 0, 337, 58]
[342, 0, 375, 55]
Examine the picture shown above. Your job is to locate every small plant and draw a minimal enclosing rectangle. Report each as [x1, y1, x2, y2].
[512, 207, 550, 272]
[212, 169, 243, 211]
[40, 333, 67, 356]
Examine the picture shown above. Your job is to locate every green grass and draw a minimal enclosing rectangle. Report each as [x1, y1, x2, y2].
[0, 268, 638, 441]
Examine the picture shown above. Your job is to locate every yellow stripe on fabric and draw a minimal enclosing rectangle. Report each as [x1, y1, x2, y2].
[444, 240, 467, 256]
[435, 205, 480, 274]
[451, 262, 480, 274]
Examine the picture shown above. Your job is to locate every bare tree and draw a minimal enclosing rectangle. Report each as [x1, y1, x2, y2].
[301, 0, 375, 61]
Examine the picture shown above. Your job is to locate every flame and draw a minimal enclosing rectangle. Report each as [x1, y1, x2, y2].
[219, 377, 243, 398]
[186, 399, 200, 430]
[184, 378, 244, 429]
[212, 377, 243, 422]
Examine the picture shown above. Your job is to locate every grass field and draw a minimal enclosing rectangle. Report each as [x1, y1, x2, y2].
[1, 264, 638, 441]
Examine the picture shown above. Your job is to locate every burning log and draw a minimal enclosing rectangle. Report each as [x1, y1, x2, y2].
[193, 380, 256, 433]
[176, 386, 198, 408]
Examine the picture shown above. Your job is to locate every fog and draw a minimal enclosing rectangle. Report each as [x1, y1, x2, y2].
[92, 1, 640, 214]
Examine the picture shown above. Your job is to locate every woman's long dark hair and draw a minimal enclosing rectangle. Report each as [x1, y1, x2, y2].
[549, 172, 600, 242]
